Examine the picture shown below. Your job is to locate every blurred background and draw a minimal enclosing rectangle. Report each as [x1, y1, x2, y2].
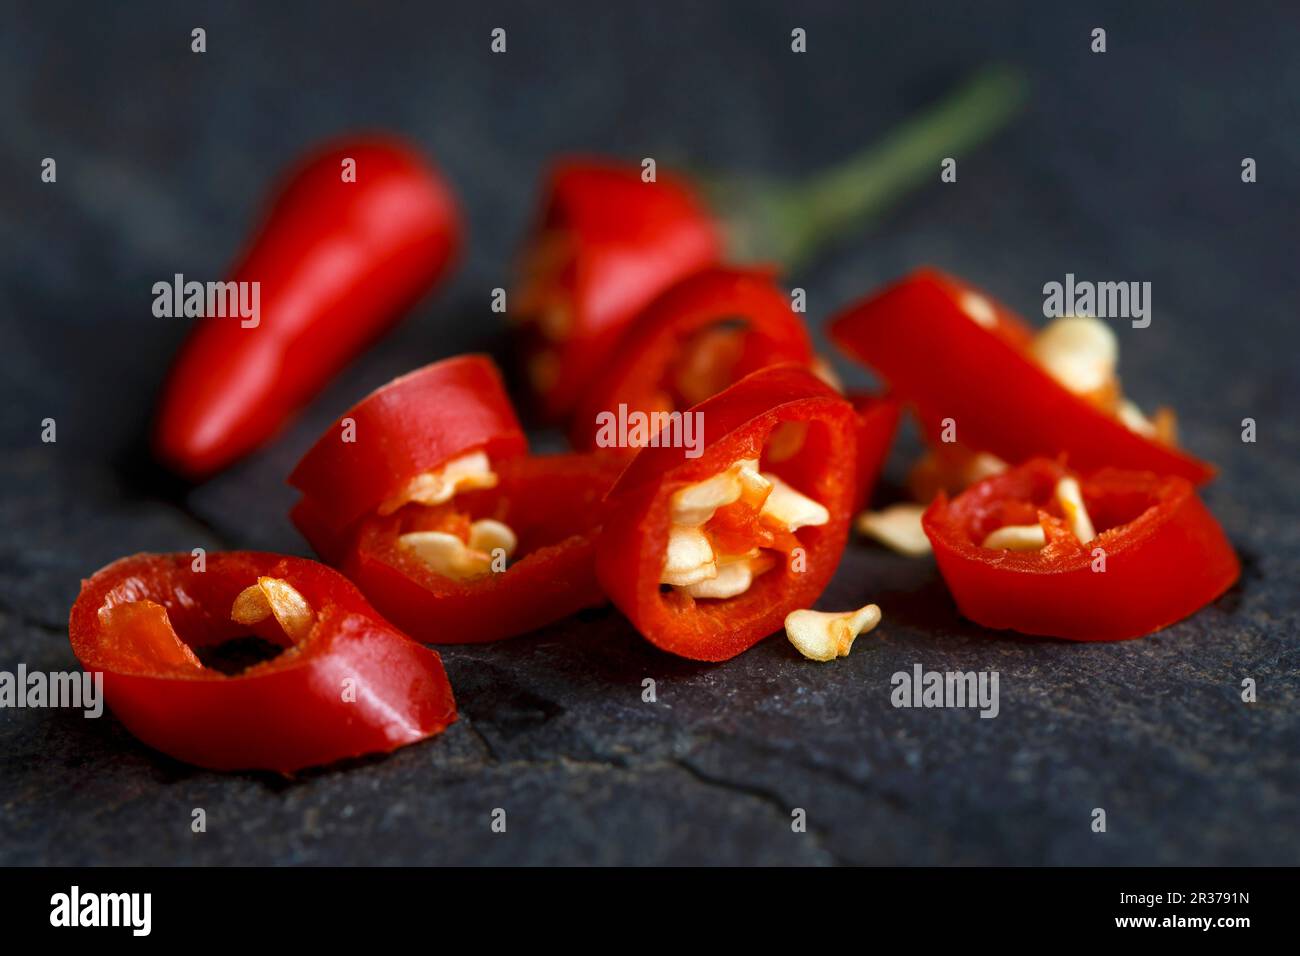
[1, 1, 1297, 865]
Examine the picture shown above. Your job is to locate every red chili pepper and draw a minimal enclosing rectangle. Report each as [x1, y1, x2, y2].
[154, 137, 462, 478]
[596, 364, 860, 662]
[288, 355, 527, 563]
[829, 269, 1215, 484]
[290, 354, 622, 642]
[342, 452, 626, 643]
[922, 458, 1239, 641]
[68, 551, 456, 772]
[568, 266, 814, 451]
[514, 159, 722, 422]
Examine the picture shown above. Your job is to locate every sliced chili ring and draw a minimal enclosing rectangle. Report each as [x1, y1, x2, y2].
[288, 355, 527, 561]
[597, 363, 860, 662]
[569, 266, 814, 450]
[68, 551, 456, 772]
[922, 458, 1239, 641]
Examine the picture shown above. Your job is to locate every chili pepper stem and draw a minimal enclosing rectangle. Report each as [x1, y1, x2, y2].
[707, 65, 1028, 269]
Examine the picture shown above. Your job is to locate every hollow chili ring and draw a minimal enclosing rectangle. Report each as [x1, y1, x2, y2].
[569, 265, 814, 451]
[288, 354, 527, 562]
[69, 551, 457, 772]
[922, 458, 1239, 640]
[597, 363, 860, 662]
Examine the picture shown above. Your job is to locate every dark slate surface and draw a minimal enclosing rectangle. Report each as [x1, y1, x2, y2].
[1, 1, 1297, 865]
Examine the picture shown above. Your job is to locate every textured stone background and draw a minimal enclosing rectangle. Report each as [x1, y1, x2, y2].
[0, 1, 1296, 864]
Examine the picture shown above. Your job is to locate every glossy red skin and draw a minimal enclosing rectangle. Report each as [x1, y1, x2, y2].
[154, 138, 462, 478]
[522, 159, 723, 421]
[829, 268, 1215, 484]
[343, 453, 627, 643]
[597, 364, 859, 662]
[922, 459, 1239, 641]
[848, 391, 902, 511]
[570, 266, 814, 450]
[68, 552, 456, 772]
[288, 355, 527, 561]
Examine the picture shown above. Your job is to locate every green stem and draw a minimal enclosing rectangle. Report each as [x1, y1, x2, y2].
[709, 65, 1029, 269]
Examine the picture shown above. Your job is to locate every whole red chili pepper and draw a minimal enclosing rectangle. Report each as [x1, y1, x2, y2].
[922, 458, 1238, 640]
[154, 136, 461, 478]
[597, 364, 861, 662]
[69, 551, 457, 772]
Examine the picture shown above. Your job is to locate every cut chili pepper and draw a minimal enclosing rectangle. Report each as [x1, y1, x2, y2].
[597, 364, 860, 662]
[68, 551, 456, 772]
[569, 266, 815, 451]
[154, 137, 462, 478]
[288, 355, 527, 563]
[922, 458, 1239, 641]
[291, 354, 624, 642]
[514, 159, 722, 422]
[342, 452, 626, 643]
[829, 269, 1215, 484]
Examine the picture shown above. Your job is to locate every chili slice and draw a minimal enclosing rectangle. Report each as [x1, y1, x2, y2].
[829, 269, 1215, 484]
[288, 355, 527, 562]
[597, 364, 859, 661]
[569, 266, 815, 451]
[922, 458, 1239, 641]
[68, 552, 456, 772]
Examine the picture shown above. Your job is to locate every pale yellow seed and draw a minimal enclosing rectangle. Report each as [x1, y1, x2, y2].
[231, 577, 314, 642]
[467, 519, 518, 558]
[669, 459, 767, 526]
[759, 473, 829, 531]
[398, 531, 493, 580]
[855, 503, 932, 557]
[378, 451, 498, 515]
[670, 471, 742, 527]
[661, 526, 717, 587]
[1030, 315, 1118, 397]
[981, 524, 1047, 551]
[1054, 476, 1096, 543]
[682, 552, 770, 600]
[959, 290, 998, 328]
[785, 604, 882, 662]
